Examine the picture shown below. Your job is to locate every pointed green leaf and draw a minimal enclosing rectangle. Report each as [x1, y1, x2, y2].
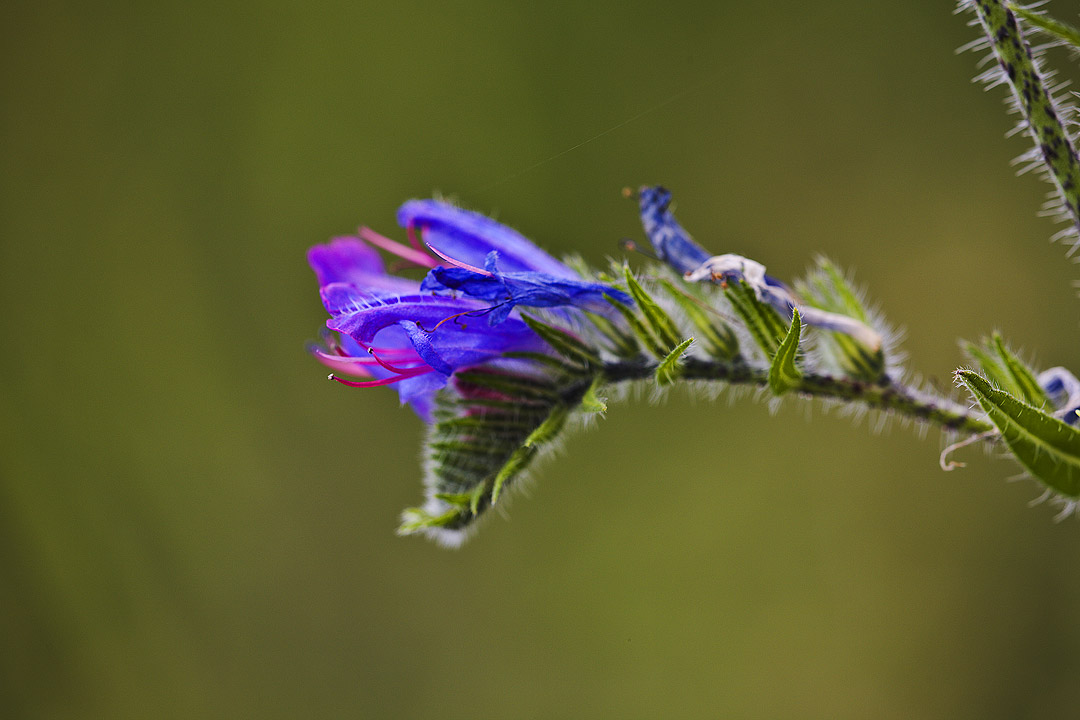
[655, 337, 694, 387]
[502, 350, 581, 372]
[433, 491, 475, 508]
[580, 375, 608, 414]
[795, 259, 885, 382]
[768, 308, 803, 396]
[830, 332, 885, 383]
[622, 266, 682, 349]
[658, 278, 740, 360]
[991, 333, 1051, 408]
[490, 446, 538, 506]
[453, 369, 559, 401]
[724, 280, 786, 357]
[399, 372, 580, 541]
[397, 506, 465, 535]
[957, 370, 1080, 498]
[964, 340, 1014, 394]
[821, 261, 868, 320]
[604, 293, 668, 358]
[799, 258, 873, 323]
[490, 403, 570, 504]
[523, 403, 570, 448]
[520, 314, 601, 368]
[582, 309, 640, 358]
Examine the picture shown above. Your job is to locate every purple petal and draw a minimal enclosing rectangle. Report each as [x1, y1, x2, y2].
[309, 237, 418, 298]
[402, 316, 547, 369]
[308, 237, 384, 284]
[398, 199, 576, 278]
[327, 295, 547, 372]
[421, 265, 633, 323]
[400, 321, 454, 375]
[394, 372, 448, 422]
[327, 295, 484, 342]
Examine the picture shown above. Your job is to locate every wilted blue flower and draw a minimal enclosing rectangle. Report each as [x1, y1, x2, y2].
[637, 185, 712, 274]
[309, 200, 626, 420]
[639, 185, 882, 351]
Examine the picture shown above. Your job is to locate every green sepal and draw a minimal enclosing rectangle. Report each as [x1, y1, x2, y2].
[658, 278, 739, 360]
[524, 402, 570, 447]
[559, 253, 594, 279]
[655, 337, 695, 387]
[828, 333, 885, 384]
[964, 340, 1011, 389]
[492, 403, 570, 504]
[453, 369, 560, 402]
[796, 259, 885, 383]
[501, 351, 580, 372]
[802, 259, 870, 322]
[582, 309, 640, 359]
[605, 293, 668, 358]
[622, 266, 682, 349]
[957, 370, 1080, 498]
[433, 484, 487, 516]
[398, 506, 464, 535]
[520, 314, 601, 369]
[991, 333, 1051, 408]
[580, 375, 608, 414]
[489, 446, 538, 507]
[723, 280, 787, 357]
[400, 365, 602, 541]
[768, 308, 803, 396]
[964, 333, 1050, 409]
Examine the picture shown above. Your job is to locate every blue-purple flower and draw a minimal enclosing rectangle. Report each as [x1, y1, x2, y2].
[309, 199, 628, 420]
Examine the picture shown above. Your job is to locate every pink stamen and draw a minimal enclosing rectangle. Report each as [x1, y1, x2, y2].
[357, 226, 439, 268]
[313, 346, 425, 369]
[355, 341, 421, 358]
[368, 349, 421, 358]
[312, 348, 386, 366]
[406, 222, 424, 252]
[312, 350, 374, 379]
[313, 348, 371, 364]
[328, 369, 432, 388]
[367, 347, 426, 374]
[424, 241, 493, 276]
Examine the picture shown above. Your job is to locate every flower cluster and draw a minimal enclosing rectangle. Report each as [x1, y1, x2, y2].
[302, 2, 1080, 544]
[308, 199, 629, 420]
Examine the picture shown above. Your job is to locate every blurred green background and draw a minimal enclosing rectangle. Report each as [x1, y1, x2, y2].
[3, 0, 1080, 717]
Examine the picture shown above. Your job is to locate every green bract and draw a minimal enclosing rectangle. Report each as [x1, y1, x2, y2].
[957, 371, 1080, 499]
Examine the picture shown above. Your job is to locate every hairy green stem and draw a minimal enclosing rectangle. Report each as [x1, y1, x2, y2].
[972, 0, 1080, 235]
[601, 360, 994, 436]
